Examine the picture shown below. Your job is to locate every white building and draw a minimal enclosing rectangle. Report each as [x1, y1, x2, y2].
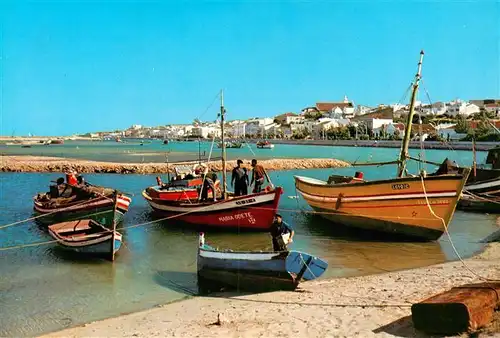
[446, 100, 480, 117]
[245, 118, 274, 136]
[354, 105, 372, 116]
[485, 103, 500, 117]
[420, 102, 447, 116]
[191, 125, 221, 139]
[228, 122, 247, 138]
[284, 115, 304, 124]
[314, 118, 350, 137]
[131, 124, 142, 130]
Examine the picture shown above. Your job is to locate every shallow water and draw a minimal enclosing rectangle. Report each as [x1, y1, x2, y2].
[0, 149, 497, 336]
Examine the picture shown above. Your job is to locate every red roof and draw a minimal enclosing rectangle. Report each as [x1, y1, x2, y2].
[395, 123, 405, 131]
[316, 102, 353, 111]
[468, 120, 500, 129]
[485, 103, 500, 108]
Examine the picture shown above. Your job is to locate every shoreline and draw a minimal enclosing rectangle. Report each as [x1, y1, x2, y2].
[0, 155, 350, 174]
[41, 243, 500, 337]
[0, 137, 496, 151]
[267, 139, 496, 151]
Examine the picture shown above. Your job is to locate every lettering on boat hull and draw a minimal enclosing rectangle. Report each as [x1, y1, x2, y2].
[219, 212, 256, 224]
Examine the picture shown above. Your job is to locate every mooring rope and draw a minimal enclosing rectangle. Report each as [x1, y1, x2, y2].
[420, 174, 500, 282]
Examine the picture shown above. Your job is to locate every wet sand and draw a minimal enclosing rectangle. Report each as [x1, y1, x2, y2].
[0, 155, 350, 174]
[42, 243, 500, 338]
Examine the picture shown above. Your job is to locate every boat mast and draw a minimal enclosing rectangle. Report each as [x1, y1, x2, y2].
[397, 50, 425, 177]
[220, 89, 227, 199]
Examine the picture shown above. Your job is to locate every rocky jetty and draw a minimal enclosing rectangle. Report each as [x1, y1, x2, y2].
[0, 156, 350, 174]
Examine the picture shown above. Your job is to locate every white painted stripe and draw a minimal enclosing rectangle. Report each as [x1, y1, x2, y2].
[466, 179, 500, 191]
[297, 190, 456, 203]
[294, 176, 328, 185]
[200, 249, 281, 260]
[145, 191, 276, 213]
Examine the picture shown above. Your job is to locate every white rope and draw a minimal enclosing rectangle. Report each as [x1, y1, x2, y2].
[420, 174, 499, 281]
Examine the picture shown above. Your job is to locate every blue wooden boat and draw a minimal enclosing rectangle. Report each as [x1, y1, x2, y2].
[48, 219, 122, 259]
[197, 233, 328, 293]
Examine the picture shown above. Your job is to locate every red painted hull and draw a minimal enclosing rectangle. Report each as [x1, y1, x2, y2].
[142, 187, 283, 230]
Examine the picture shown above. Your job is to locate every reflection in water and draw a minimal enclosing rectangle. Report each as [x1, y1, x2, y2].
[0, 170, 497, 336]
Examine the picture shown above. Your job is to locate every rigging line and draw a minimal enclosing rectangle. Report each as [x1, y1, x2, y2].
[0, 239, 60, 251]
[196, 91, 221, 121]
[421, 79, 462, 167]
[420, 174, 500, 282]
[198, 131, 218, 201]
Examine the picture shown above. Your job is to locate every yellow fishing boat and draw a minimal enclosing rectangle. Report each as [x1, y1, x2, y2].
[294, 51, 470, 241]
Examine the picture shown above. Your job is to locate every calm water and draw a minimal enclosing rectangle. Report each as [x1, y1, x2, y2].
[0, 139, 488, 165]
[0, 147, 497, 336]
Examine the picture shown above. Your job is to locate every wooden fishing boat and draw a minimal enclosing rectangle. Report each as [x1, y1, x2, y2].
[197, 233, 328, 293]
[295, 51, 470, 241]
[34, 179, 131, 227]
[149, 164, 206, 202]
[458, 146, 500, 213]
[217, 141, 242, 149]
[256, 140, 274, 149]
[142, 90, 283, 230]
[48, 219, 122, 258]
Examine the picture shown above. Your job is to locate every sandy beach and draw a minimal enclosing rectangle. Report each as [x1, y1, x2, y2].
[0, 155, 350, 174]
[41, 243, 500, 338]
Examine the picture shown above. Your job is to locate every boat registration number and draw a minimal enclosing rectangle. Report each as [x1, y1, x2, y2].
[391, 183, 410, 190]
[235, 198, 256, 205]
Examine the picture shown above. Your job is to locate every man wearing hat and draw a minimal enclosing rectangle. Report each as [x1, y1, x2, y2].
[269, 214, 294, 251]
[231, 159, 249, 196]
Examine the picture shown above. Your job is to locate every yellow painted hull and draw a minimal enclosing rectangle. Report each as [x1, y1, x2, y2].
[294, 173, 469, 241]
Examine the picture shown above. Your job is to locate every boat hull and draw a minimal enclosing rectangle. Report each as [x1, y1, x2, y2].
[197, 247, 328, 292]
[49, 230, 122, 256]
[457, 168, 500, 213]
[294, 174, 468, 241]
[458, 194, 500, 214]
[142, 188, 282, 230]
[34, 195, 130, 227]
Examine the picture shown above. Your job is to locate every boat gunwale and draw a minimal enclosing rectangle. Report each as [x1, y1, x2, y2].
[142, 187, 281, 208]
[294, 173, 467, 189]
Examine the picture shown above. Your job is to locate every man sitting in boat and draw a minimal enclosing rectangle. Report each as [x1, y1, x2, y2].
[270, 214, 294, 251]
[231, 159, 249, 196]
[56, 177, 74, 198]
[250, 159, 271, 193]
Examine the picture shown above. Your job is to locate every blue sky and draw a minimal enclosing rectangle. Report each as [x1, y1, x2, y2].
[1, 1, 499, 136]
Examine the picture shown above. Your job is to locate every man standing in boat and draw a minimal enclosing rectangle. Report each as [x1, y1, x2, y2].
[231, 159, 249, 196]
[250, 159, 271, 193]
[201, 169, 218, 202]
[270, 214, 294, 251]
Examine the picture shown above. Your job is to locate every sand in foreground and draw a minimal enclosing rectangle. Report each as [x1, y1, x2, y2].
[42, 243, 500, 338]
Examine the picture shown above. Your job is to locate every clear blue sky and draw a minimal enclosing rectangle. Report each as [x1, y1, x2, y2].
[1, 0, 499, 136]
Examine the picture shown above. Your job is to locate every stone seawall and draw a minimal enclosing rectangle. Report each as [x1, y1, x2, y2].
[0, 156, 350, 174]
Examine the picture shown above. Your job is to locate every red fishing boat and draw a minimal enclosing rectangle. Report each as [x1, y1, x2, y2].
[142, 90, 283, 230]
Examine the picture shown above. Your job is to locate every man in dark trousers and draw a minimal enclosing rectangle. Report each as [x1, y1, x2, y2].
[250, 159, 271, 193]
[270, 214, 294, 251]
[231, 159, 249, 196]
[201, 170, 218, 202]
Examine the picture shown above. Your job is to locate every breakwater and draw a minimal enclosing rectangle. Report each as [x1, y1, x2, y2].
[0, 156, 350, 174]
